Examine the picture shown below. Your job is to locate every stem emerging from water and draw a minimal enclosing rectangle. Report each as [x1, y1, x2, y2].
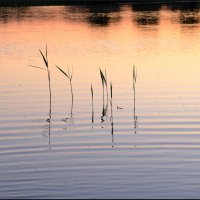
[56, 65, 74, 118]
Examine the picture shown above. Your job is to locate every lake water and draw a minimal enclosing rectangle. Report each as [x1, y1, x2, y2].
[1, 2, 200, 198]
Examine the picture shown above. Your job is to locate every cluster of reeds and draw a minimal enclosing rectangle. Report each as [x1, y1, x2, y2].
[31, 47, 138, 138]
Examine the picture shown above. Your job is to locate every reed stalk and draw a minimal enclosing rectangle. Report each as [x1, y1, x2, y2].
[29, 46, 52, 122]
[133, 65, 137, 113]
[110, 82, 114, 147]
[99, 67, 108, 118]
[99, 68, 105, 106]
[91, 84, 94, 123]
[110, 82, 113, 117]
[133, 65, 137, 92]
[105, 69, 108, 105]
[133, 65, 138, 133]
[56, 65, 73, 117]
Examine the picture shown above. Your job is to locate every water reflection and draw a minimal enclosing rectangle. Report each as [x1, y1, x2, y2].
[132, 3, 162, 12]
[46, 118, 51, 148]
[179, 10, 200, 24]
[62, 101, 74, 130]
[133, 97, 138, 134]
[47, 98, 51, 147]
[111, 118, 114, 148]
[132, 3, 160, 26]
[1, 2, 200, 27]
[169, 1, 200, 11]
[0, 6, 59, 23]
[0, 7, 30, 23]
[63, 4, 121, 26]
[83, 3, 121, 13]
[87, 13, 110, 26]
[42, 118, 51, 149]
[134, 11, 160, 26]
[85, 4, 121, 26]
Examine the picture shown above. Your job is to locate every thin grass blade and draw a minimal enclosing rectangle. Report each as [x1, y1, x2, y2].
[133, 65, 137, 84]
[104, 69, 107, 86]
[46, 45, 48, 60]
[110, 83, 112, 98]
[67, 67, 73, 80]
[39, 49, 48, 68]
[70, 67, 73, 80]
[91, 84, 93, 97]
[99, 68, 107, 86]
[99, 68, 104, 85]
[29, 65, 46, 71]
[56, 65, 70, 79]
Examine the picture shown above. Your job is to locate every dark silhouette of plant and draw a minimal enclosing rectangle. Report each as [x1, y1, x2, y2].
[30, 46, 52, 122]
[99, 68, 108, 122]
[133, 65, 138, 133]
[56, 65, 74, 118]
[91, 84, 94, 124]
[29, 46, 52, 148]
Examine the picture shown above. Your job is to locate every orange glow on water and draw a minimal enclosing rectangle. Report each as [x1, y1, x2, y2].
[1, 5, 200, 98]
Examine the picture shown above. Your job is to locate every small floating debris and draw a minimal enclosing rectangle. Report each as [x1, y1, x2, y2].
[46, 118, 50, 122]
[117, 106, 123, 109]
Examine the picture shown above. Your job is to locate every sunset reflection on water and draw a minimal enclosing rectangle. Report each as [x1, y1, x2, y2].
[1, 2, 200, 198]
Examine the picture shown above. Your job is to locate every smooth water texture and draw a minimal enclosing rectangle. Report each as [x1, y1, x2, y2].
[1, 2, 200, 198]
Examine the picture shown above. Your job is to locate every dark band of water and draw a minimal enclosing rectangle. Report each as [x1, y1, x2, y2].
[1, 0, 200, 7]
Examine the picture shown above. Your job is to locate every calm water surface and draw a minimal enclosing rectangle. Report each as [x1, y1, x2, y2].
[1, 2, 200, 198]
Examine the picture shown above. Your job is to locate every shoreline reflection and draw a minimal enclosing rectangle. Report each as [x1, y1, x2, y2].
[0, 2, 200, 28]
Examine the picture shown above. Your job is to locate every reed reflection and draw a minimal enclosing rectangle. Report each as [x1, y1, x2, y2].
[110, 83, 114, 147]
[45, 115, 51, 148]
[41, 113, 51, 148]
[47, 95, 52, 147]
